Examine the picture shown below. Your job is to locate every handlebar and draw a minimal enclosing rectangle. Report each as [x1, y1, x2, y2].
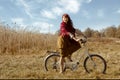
[80, 38, 87, 43]
[79, 36, 87, 45]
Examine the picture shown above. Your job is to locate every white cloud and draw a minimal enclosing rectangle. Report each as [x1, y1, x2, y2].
[11, 18, 55, 33]
[32, 22, 54, 33]
[41, 10, 56, 19]
[58, 0, 80, 13]
[41, 0, 81, 19]
[52, 7, 63, 15]
[13, 0, 82, 19]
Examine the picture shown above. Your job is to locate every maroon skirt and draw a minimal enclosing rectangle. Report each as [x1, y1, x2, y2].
[57, 35, 81, 57]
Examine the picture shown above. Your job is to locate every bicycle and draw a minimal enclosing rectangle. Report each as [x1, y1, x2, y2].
[44, 38, 107, 74]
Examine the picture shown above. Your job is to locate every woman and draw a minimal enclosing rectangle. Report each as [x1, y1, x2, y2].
[57, 13, 83, 73]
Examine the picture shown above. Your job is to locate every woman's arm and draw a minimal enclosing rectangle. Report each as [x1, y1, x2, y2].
[69, 29, 87, 42]
[69, 32, 80, 41]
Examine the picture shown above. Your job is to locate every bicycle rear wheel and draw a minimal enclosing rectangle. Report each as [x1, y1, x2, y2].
[84, 54, 107, 74]
[44, 53, 60, 72]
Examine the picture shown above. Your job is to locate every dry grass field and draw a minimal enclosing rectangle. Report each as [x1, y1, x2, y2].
[0, 25, 120, 79]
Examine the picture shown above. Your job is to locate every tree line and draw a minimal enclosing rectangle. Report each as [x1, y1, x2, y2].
[81, 25, 120, 38]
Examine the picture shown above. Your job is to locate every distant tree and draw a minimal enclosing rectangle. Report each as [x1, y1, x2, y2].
[104, 25, 117, 37]
[100, 29, 105, 37]
[93, 30, 101, 38]
[84, 27, 93, 37]
[115, 25, 120, 38]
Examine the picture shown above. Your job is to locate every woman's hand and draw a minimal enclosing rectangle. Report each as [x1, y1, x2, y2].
[71, 37, 81, 42]
[75, 38, 81, 42]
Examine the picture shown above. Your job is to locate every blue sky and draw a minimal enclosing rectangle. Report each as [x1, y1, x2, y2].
[0, 0, 120, 33]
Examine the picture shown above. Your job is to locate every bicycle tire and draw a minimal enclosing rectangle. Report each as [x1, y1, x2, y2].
[44, 53, 60, 71]
[84, 54, 107, 74]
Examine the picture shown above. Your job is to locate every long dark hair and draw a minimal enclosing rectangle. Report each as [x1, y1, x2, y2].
[62, 13, 73, 27]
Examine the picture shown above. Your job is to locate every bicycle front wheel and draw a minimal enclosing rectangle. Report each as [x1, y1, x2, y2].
[44, 53, 60, 72]
[84, 54, 107, 74]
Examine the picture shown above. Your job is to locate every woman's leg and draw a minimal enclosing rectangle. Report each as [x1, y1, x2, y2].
[59, 56, 65, 73]
[67, 54, 73, 62]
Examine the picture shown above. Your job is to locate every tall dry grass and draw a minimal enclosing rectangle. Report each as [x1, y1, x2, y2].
[0, 25, 57, 55]
[0, 24, 120, 79]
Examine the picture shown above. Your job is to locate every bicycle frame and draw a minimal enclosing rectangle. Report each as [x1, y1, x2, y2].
[75, 42, 96, 67]
[44, 40, 107, 73]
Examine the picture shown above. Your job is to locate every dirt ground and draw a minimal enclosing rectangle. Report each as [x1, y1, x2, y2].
[0, 40, 120, 79]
